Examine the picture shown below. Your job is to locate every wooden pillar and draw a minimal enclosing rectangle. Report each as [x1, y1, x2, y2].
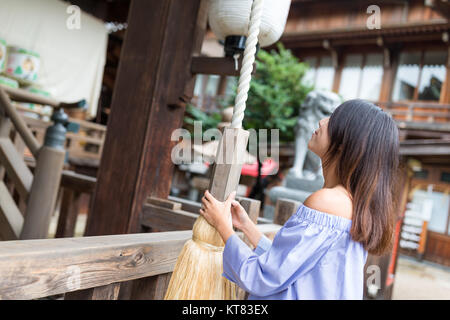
[439, 46, 450, 104]
[331, 49, 343, 94]
[20, 146, 65, 239]
[84, 0, 207, 237]
[379, 47, 399, 102]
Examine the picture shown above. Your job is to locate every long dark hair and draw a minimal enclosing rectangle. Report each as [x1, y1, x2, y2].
[322, 99, 400, 255]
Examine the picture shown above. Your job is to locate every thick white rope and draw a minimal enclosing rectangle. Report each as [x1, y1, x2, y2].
[230, 0, 264, 129]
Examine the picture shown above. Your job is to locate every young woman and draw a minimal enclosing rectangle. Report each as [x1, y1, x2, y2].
[199, 99, 400, 299]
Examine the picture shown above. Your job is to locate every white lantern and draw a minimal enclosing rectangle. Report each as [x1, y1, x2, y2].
[208, 0, 291, 55]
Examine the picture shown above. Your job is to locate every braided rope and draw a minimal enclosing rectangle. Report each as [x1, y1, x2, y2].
[230, 0, 264, 129]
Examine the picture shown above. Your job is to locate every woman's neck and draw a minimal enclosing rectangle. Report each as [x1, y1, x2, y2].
[322, 160, 340, 189]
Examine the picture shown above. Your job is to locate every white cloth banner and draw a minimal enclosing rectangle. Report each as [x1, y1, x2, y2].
[0, 0, 108, 118]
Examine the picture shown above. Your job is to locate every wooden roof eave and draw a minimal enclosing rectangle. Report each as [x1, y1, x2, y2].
[281, 20, 450, 48]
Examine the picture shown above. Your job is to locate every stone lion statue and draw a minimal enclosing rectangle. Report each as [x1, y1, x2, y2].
[289, 90, 341, 180]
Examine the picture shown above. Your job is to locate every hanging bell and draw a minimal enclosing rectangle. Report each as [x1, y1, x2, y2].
[208, 0, 292, 57]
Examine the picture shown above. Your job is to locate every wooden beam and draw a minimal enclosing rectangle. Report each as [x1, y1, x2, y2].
[85, 0, 207, 236]
[140, 203, 198, 231]
[168, 195, 202, 213]
[191, 57, 254, 77]
[167, 195, 272, 224]
[146, 197, 181, 211]
[396, 121, 450, 132]
[0, 88, 40, 157]
[60, 170, 96, 194]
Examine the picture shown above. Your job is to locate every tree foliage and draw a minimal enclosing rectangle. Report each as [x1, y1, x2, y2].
[228, 43, 313, 142]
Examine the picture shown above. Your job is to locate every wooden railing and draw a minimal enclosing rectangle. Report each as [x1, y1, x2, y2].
[0, 85, 84, 240]
[17, 105, 106, 161]
[0, 189, 296, 300]
[378, 101, 450, 132]
[0, 223, 283, 300]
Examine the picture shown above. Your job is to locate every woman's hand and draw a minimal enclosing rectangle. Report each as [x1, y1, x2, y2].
[230, 200, 252, 231]
[200, 190, 236, 241]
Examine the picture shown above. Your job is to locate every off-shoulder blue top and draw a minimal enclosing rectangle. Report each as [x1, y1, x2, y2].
[222, 203, 368, 300]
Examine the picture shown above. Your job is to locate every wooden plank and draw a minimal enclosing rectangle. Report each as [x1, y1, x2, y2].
[0, 138, 33, 200]
[140, 203, 198, 231]
[85, 0, 206, 236]
[0, 181, 24, 240]
[1, 84, 84, 110]
[147, 197, 181, 211]
[168, 195, 202, 213]
[274, 198, 301, 225]
[191, 56, 255, 76]
[65, 283, 121, 300]
[60, 170, 96, 194]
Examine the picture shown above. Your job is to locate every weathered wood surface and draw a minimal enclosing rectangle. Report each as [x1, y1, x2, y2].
[274, 198, 301, 225]
[0, 224, 282, 300]
[208, 128, 250, 202]
[0, 231, 191, 300]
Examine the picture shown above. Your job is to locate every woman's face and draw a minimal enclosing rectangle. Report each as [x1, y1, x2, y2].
[308, 117, 330, 158]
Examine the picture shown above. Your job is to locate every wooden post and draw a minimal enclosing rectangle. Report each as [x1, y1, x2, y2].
[274, 198, 301, 225]
[84, 0, 207, 237]
[69, 0, 208, 300]
[20, 146, 65, 239]
[55, 188, 82, 238]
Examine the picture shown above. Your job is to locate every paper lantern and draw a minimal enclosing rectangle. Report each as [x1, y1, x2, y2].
[208, 0, 291, 56]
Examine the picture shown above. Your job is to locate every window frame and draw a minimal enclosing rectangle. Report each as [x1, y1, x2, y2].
[392, 49, 448, 104]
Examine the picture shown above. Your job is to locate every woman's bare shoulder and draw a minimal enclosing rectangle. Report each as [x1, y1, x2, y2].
[303, 187, 353, 220]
